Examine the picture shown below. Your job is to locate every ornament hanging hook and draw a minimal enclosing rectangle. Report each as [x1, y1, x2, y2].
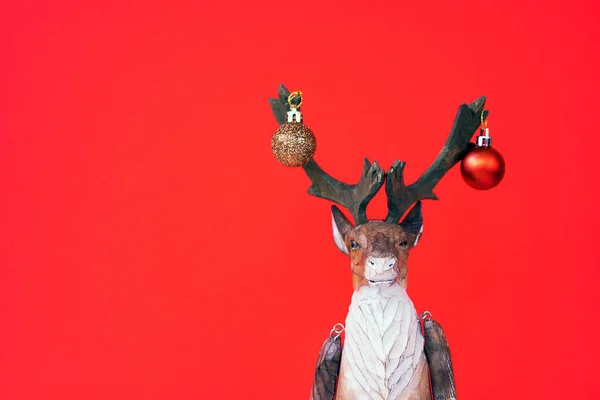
[418, 311, 432, 322]
[330, 323, 345, 340]
[477, 109, 491, 147]
[288, 91, 303, 109]
[481, 109, 488, 129]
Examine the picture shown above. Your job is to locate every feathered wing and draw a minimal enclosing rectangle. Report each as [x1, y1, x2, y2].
[311, 334, 343, 400]
[423, 319, 457, 400]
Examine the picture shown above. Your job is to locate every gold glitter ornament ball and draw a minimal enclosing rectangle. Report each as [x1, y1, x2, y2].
[271, 122, 317, 167]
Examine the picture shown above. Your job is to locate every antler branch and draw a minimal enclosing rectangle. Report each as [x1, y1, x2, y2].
[269, 84, 384, 225]
[385, 98, 488, 223]
[304, 158, 384, 225]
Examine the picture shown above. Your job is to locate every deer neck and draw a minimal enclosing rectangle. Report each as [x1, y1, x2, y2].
[337, 283, 427, 400]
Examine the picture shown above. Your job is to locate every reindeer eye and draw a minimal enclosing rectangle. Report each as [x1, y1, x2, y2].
[350, 240, 361, 250]
[399, 240, 409, 248]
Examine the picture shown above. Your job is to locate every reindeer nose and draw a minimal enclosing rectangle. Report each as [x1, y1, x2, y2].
[366, 256, 397, 272]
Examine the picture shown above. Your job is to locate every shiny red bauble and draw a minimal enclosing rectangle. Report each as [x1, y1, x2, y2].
[460, 146, 505, 190]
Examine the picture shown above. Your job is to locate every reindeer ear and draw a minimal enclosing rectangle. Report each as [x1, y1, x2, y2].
[400, 202, 423, 245]
[331, 206, 354, 255]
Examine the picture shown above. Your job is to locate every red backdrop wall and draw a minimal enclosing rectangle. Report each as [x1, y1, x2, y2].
[1, 0, 599, 399]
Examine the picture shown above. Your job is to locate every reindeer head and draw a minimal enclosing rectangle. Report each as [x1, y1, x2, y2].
[331, 203, 423, 290]
[269, 85, 487, 291]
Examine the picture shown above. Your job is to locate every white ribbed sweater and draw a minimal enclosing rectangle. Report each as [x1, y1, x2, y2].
[336, 284, 428, 400]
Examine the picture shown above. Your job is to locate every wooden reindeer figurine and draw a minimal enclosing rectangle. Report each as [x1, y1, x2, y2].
[269, 85, 488, 400]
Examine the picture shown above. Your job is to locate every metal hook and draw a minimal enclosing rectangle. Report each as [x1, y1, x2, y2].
[330, 323, 345, 339]
[418, 311, 432, 322]
[288, 90, 303, 109]
[481, 109, 488, 129]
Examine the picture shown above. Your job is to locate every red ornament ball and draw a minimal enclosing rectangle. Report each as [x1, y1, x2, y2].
[460, 146, 506, 190]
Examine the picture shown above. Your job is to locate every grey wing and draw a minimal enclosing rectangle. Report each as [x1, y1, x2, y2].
[311, 334, 343, 400]
[423, 319, 457, 400]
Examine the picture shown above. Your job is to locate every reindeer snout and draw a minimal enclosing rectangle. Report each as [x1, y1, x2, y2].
[366, 256, 397, 272]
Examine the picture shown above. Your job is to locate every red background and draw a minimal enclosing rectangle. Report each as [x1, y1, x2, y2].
[1, 0, 599, 399]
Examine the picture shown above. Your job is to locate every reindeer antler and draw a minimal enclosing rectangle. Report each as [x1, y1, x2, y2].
[384, 98, 488, 223]
[269, 84, 487, 225]
[303, 158, 384, 225]
[269, 84, 384, 225]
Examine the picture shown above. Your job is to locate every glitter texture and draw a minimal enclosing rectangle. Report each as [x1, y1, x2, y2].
[271, 122, 317, 167]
